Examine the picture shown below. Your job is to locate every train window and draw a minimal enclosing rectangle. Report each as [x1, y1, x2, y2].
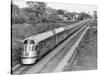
[39, 44, 41, 50]
[35, 45, 38, 51]
[44, 42, 46, 46]
[39, 44, 43, 49]
[24, 45, 27, 51]
[29, 40, 35, 44]
[32, 46, 34, 51]
[24, 40, 28, 44]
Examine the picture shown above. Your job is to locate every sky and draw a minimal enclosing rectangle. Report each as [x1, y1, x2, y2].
[12, 0, 97, 15]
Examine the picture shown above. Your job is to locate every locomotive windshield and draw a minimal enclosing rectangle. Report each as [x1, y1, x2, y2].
[23, 39, 35, 51]
[29, 40, 35, 44]
[23, 40, 35, 44]
[24, 40, 28, 44]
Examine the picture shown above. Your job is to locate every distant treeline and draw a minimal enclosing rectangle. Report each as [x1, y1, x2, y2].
[11, 1, 95, 25]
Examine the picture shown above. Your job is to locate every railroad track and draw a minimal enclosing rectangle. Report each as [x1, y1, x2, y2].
[12, 20, 91, 75]
[53, 25, 90, 72]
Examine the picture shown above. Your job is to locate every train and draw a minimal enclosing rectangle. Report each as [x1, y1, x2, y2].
[20, 19, 90, 65]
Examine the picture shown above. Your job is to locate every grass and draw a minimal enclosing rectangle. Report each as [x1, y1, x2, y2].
[64, 19, 97, 71]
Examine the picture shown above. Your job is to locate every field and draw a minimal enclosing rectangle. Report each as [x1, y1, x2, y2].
[63, 19, 97, 71]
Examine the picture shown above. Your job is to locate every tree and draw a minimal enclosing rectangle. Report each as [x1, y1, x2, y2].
[57, 9, 65, 15]
[12, 3, 29, 24]
[64, 12, 74, 20]
[93, 11, 97, 19]
[78, 12, 92, 21]
[26, 1, 46, 18]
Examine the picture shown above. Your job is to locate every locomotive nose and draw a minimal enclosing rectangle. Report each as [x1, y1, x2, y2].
[21, 39, 37, 65]
[21, 56, 37, 65]
[21, 50, 37, 65]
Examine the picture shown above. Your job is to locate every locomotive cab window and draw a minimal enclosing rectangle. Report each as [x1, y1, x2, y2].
[29, 40, 35, 44]
[24, 40, 28, 44]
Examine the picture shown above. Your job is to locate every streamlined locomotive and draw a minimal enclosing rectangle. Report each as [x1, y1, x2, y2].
[21, 19, 89, 64]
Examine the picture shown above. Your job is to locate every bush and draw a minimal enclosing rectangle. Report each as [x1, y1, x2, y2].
[12, 16, 28, 24]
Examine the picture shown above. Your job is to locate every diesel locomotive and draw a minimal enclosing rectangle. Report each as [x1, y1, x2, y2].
[21, 19, 90, 64]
